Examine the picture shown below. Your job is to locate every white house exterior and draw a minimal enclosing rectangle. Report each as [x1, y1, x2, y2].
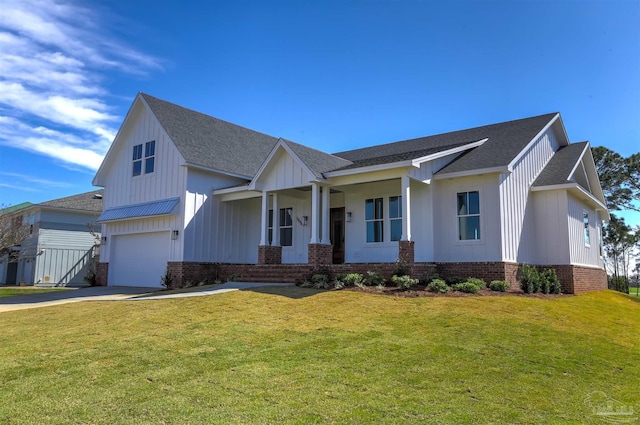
[92, 93, 609, 293]
[0, 191, 102, 286]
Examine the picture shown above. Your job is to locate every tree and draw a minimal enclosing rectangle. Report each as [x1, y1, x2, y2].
[602, 215, 640, 292]
[0, 206, 30, 262]
[592, 147, 639, 212]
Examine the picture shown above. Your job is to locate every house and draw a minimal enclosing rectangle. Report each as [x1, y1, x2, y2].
[92, 93, 609, 293]
[0, 190, 103, 286]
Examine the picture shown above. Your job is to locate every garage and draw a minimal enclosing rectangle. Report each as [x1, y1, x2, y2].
[109, 231, 170, 287]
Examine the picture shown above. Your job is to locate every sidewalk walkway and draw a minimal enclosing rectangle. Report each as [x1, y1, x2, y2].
[0, 282, 294, 312]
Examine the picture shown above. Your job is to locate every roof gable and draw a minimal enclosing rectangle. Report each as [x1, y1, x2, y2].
[140, 93, 279, 178]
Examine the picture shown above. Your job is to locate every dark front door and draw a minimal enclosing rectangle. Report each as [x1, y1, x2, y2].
[330, 208, 345, 264]
[6, 261, 17, 285]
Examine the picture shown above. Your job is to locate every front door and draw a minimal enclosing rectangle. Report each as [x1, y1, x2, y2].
[330, 208, 345, 264]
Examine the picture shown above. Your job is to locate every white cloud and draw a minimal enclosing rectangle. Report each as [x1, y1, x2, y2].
[0, 0, 161, 171]
[0, 172, 72, 188]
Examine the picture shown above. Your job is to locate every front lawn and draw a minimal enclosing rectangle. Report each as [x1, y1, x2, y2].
[0, 287, 70, 298]
[0, 289, 637, 424]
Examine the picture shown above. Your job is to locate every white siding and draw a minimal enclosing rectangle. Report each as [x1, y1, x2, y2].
[531, 190, 570, 265]
[411, 180, 434, 262]
[433, 174, 502, 262]
[567, 194, 603, 267]
[344, 180, 403, 263]
[101, 102, 187, 209]
[499, 128, 560, 262]
[184, 169, 252, 262]
[258, 149, 313, 191]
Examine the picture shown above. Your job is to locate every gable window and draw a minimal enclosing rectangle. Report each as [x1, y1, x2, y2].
[132, 144, 143, 176]
[389, 195, 402, 241]
[583, 210, 590, 246]
[365, 198, 384, 243]
[145, 141, 155, 174]
[279, 207, 293, 247]
[132, 141, 156, 176]
[457, 191, 480, 240]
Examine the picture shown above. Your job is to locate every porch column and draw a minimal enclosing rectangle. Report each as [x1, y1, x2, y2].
[259, 190, 269, 246]
[310, 182, 320, 244]
[272, 193, 280, 246]
[401, 175, 411, 241]
[321, 185, 330, 245]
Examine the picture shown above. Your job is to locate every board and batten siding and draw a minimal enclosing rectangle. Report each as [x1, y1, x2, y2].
[531, 190, 570, 265]
[258, 149, 313, 191]
[184, 169, 256, 263]
[499, 127, 560, 263]
[567, 194, 603, 268]
[432, 174, 502, 262]
[99, 101, 187, 262]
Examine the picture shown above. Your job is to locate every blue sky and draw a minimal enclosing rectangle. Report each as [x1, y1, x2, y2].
[0, 0, 638, 225]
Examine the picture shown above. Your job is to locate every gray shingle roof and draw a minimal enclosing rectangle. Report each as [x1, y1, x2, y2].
[282, 139, 352, 179]
[38, 190, 104, 212]
[141, 93, 279, 178]
[334, 113, 558, 175]
[533, 142, 588, 187]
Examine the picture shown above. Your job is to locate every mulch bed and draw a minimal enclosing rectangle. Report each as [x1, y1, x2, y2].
[345, 285, 571, 298]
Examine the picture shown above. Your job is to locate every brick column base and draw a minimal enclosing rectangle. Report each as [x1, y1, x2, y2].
[166, 262, 218, 289]
[96, 262, 108, 286]
[258, 245, 282, 265]
[398, 241, 415, 265]
[308, 244, 332, 267]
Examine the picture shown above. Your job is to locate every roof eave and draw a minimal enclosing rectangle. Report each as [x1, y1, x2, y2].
[411, 138, 488, 167]
[434, 166, 511, 180]
[507, 113, 562, 171]
[183, 162, 253, 180]
[531, 182, 610, 219]
[324, 160, 413, 178]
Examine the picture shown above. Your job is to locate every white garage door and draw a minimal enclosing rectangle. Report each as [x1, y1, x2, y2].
[109, 232, 170, 287]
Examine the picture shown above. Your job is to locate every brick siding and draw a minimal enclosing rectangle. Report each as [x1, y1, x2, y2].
[398, 241, 415, 264]
[258, 245, 282, 265]
[307, 244, 332, 267]
[96, 262, 108, 286]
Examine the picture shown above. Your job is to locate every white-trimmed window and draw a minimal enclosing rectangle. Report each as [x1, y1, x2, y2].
[583, 210, 590, 245]
[365, 198, 384, 243]
[389, 195, 402, 241]
[457, 191, 480, 241]
[279, 207, 293, 247]
[132, 144, 143, 176]
[132, 141, 156, 177]
[145, 141, 156, 174]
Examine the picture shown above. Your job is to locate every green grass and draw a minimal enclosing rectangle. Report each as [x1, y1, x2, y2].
[0, 287, 70, 298]
[0, 288, 638, 424]
[629, 286, 639, 296]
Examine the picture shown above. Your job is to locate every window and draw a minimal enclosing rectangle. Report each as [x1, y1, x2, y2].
[389, 195, 402, 241]
[279, 207, 293, 246]
[457, 191, 480, 240]
[145, 141, 155, 174]
[583, 210, 590, 245]
[132, 141, 155, 176]
[268, 209, 273, 245]
[132, 144, 142, 176]
[597, 222, 603, 256]
[365, 198, 384, 243]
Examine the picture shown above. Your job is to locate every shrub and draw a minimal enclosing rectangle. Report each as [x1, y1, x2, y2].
[376, 282, 386, 291]
[84, 266, 97, 287]
[427, 278, 449, 293]
[445, 276, 466, 286]
[160, 268, 174, 289]
[311, 273, 331, 289]
[452, 282, 480, 294]
[519, 264, 540, 294]
[542, 268, 562, 294]
[343, 273, 364, 287]
[393, 261, 410, 277]
[392, 275, 418, 290]
[465, 277, 486, 289]
[489, 280, 510, 292]
[365, 271, 385, 286]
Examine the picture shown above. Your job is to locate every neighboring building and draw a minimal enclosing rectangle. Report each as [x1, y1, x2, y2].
[0, 190, 103, 286]
[92, 93, 609, 293]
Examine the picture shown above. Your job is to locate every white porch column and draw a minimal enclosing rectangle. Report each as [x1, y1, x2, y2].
[272, 193, 280, 246]
[401, 175, 411, 241]
[310, 183, 320, 243]
[321, 185, 330, 245]
[260, 190, 268, 245]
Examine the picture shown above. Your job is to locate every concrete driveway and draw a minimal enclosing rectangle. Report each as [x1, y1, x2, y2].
[0, 282, 293, 312]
